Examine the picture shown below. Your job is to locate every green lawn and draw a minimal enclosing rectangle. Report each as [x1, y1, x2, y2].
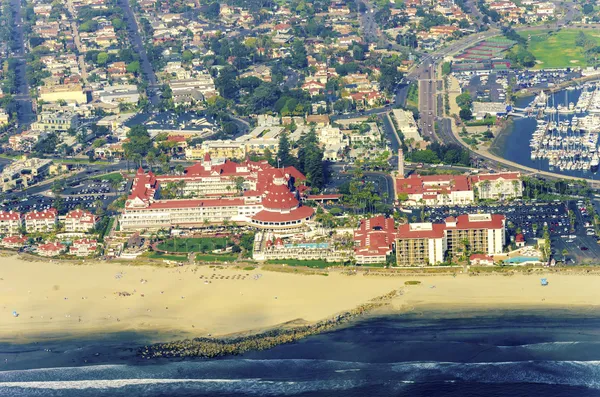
[195, 254, 237, 262]
[406, 82, 419, 107]
[147, 252, 188, 261]
[92, 172, 124, 183]
[520, 29, 600, 69]
[157, 237, 231, 253]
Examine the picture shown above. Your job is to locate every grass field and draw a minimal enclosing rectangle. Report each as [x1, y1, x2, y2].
[157, 237, 231, 253]
[195, 254, 237, 262]
[147, 252, 188, 261]
[92, 172, 124, 183]
[520, 29, 600, 69]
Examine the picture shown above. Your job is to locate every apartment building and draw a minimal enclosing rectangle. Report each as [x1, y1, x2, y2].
[0, 211, 23, 235]
[25, 209, 58, 233]
[64, 209, 98, 232]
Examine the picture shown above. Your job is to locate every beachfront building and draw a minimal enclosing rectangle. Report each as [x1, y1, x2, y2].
[69, 238, 98, 257]
[396, 222, 447, 266]
[64, 209, 98, 232]
[471, 172, 523, 200]
[0, 211, 23, 235]
[120, 156, 315, 231]
[1, 235, 27, 249]
[395, 172, 523, 205]
[353, 215, 399, 264]
[253, 232, 352, 262]
[443, 214, 506, 257]
[353, 214, 506, 266]
[25, 209, 58, 233]
[469, 253, 495, 266]
[37, 242, 66, 257]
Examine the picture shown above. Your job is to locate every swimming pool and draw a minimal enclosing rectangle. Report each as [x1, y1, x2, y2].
[503, 256, 540, 264]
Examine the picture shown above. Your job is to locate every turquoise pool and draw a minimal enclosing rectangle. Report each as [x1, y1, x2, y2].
[503, 256, 540, 264]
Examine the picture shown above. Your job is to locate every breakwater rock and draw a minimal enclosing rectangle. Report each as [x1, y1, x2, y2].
[138, 290, 398, 359]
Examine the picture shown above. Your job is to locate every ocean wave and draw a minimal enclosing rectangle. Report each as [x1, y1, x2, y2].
[390, 360, 600, 389]
[0, 378, 367, 395]
[4, 358, 600, 392]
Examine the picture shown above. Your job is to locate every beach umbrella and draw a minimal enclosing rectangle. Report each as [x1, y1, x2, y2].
[12, 311, 18, 317]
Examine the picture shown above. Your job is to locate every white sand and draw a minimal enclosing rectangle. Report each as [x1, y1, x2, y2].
[0, 255, 598, 343]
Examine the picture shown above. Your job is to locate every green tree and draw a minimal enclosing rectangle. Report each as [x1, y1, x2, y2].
[276, 133, 294, 167]
[123, 125, 152, 167]
[96, 52, 109, 66]
[126, 61, 140, 74]
[182, 50, 194, 62]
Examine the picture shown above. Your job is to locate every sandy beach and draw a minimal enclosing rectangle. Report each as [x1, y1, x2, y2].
[1, 255, 599, 343]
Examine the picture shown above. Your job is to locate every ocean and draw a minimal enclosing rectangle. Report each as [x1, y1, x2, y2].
[2, 309, 600, 396]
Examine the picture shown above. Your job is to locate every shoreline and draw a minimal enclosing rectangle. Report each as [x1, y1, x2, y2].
[4, 255, 600, 363]
[2, 302, 600, 370]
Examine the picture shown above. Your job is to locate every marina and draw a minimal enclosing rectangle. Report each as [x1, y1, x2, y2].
[497, 83, 600, 178]
[528, 84, 600, 172]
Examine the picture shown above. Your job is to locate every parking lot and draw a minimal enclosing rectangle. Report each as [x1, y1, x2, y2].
[413, 201, 600, 264]
[2, 191, 115, 215]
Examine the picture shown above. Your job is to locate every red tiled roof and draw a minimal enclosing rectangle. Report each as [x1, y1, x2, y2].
[515, 233, 525, 242]
[2, 236, 26, 244]
[0, 211, 21, 221]
[470, 253, 494, 260]
[262, 183, 299, 210]
[66, 209, 96, 223]
[396, 174, 471, 195]
[252, 206, 314, 222]
[25, 208, 58, 220]
[73, 238, 98, 245]
[38, 242, 65, 252]
[471, 172, 520, 182]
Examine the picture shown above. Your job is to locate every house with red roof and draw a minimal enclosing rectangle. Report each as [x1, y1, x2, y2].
[70, 238, 98, 257]
[65, 209, 98, 232]
[1, 235, 27, 249]
[469, 253, 495, 266]
[0, 211, 23, 235]
[37, 242, 66, 257]
[25, 208, 58, 233]
[515, 233, 525, 247]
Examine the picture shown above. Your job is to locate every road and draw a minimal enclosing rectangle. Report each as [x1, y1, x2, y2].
[418, 66, 437, 138]
[9, 0, 35, 128]
[65, 0, 88, 81]
[119, 0, 160, 105]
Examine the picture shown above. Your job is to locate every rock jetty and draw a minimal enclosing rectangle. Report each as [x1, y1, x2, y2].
[138, 290, 399, 359]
